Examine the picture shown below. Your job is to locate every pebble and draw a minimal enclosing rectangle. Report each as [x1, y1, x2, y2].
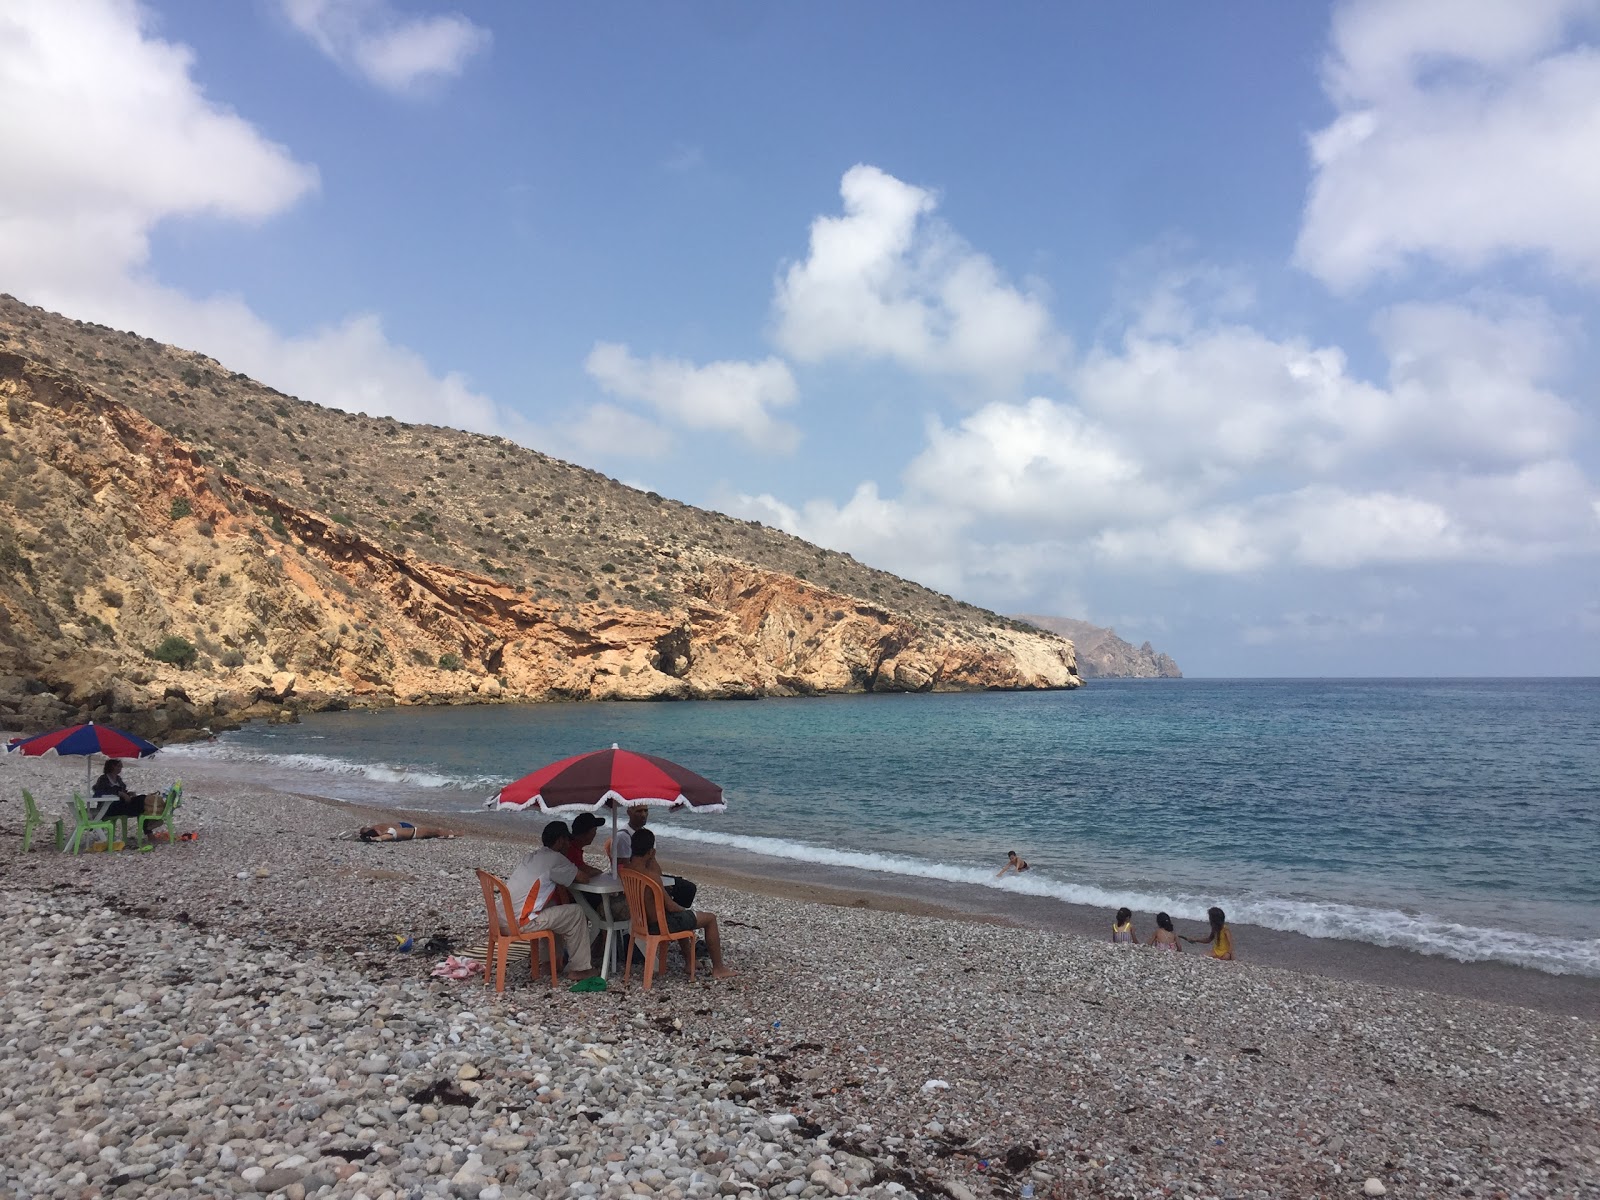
[0, 766, 1595, 1200]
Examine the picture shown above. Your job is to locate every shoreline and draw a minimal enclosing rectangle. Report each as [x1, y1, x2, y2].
[322, 795, 1600, 1021]
[11, 730, 1594, 1020]
[4, 754, 1599, 1198]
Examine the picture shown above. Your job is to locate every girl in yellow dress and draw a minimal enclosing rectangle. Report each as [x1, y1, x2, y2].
[1184, 906, 1235, 960]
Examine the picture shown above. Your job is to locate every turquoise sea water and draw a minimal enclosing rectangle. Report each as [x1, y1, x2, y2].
[168, 679, 1600, 976]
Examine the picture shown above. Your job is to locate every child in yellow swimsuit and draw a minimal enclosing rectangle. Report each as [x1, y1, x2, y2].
[1184, 906, 1235, 960]
[1111, 907, 1139, 944]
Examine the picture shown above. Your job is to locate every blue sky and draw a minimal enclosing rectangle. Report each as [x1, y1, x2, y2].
[3, 0, 1599, 676]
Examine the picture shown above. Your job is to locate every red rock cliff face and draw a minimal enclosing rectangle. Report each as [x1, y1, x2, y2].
[0, 353, 1079, 736]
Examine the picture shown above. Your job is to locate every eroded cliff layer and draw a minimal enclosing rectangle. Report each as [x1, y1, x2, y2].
[0, 303, 1079, 737]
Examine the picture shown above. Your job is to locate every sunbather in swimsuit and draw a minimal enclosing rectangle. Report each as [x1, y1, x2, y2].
[353, 822, 456, 842]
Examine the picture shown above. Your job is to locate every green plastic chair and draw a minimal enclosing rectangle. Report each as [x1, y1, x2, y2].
[66, 791, 119, 855]
[136, 781, 184, 845]
[22, 789, 65, 853]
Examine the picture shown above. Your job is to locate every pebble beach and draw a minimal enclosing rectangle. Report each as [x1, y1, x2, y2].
[2, 759, 1597, 1200]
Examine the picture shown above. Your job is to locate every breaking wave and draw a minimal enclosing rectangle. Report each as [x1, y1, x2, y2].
[661, 827, 1600, 978]
[162, 743, 498, 794]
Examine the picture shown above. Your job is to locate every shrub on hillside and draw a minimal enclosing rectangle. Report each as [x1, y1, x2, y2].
[438, 652, 464, 671]
[169, 497, 193, 520]
[149, 635, 198, 669]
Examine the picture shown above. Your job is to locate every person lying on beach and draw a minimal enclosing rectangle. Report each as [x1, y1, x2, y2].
[505, 820, 598, 981]
[621, 828, 734, 979]
[91, 759, 152, 819]
[1111, 907, 1140, 944]
[353, 822, 457, 842]
[609, 804, 697, 907]
[1182, 906, 1234, 960]
[1149, 912, 1182, 951]
[996, 850, 1030, 877]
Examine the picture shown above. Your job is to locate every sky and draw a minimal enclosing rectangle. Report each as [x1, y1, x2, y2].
[2, 0, 1598, 677]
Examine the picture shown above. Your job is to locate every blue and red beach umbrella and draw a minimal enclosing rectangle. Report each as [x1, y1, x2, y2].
[7, 721, 160, 790]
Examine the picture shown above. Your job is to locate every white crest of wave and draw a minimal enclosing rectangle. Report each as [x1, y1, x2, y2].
[662, 827, 1600, 977]
[161, 743, 496, 792]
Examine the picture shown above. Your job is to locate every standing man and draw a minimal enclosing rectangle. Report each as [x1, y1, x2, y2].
[506, 821, 596, 981]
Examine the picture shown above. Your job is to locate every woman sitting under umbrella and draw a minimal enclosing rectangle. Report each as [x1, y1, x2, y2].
[92, 759, 154, 820]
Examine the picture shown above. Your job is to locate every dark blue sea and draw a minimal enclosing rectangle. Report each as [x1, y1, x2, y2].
[169, 679, 1600, 976]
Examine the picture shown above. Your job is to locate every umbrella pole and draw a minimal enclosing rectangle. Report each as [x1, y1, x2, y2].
[610, 802, 619, 877]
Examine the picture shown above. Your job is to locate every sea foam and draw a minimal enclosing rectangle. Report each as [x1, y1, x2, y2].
[660, 826, 1600, 977]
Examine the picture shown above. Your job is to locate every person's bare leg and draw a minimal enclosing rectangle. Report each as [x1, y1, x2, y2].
[696, 912, 734, 978]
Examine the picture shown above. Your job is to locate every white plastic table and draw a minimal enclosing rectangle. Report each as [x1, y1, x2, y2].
[572, 876, 629, 980]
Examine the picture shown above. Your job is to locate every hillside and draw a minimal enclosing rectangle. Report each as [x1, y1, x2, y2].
[1013, 615, 1181, 678]
[0, 295, 1078, 738]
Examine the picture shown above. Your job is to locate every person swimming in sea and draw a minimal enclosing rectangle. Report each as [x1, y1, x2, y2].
[1183, 906, 1234, 959]
[1111, 907, 1139, 944]
[996, 850, 1030, 877]
[1149, 911, 1182, 951]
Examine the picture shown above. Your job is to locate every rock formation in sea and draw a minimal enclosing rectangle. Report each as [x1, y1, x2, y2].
[1012, 614, 1181, 678]
[0, 296, 1080, 737]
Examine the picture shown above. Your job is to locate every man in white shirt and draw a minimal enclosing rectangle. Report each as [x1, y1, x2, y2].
[608, 804, 647, 864]
[610, 805, 697, 907]
[506, 821, 595, 979]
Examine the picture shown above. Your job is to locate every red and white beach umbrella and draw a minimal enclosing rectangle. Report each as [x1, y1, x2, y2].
[486, 743, 724, 872]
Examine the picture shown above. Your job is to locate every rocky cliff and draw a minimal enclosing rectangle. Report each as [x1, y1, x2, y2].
[1012, 615, 1181, 679]
[0, 297, 1079, 738]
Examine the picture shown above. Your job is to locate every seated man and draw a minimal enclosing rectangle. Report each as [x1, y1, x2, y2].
[611, 804, 697, 907]
[505, 821, 597, 982]
[92, 759, 150, 819]
[565, 813, 605, 882]
[621, 828, 733, 979]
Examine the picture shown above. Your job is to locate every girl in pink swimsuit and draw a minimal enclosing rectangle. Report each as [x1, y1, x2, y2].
[1149, 911, 1182, 952]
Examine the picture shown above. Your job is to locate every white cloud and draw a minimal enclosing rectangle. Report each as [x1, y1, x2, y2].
[1296, 0, 1600, 288]
[1240, 610, 1391, 645]
[903, 398, 1175, 533]
[1075, 295, 1580, 479]
[585, 342, 800, 453]
[279, 0, 490, 93]
[0, 0, 317, 281]
[565, 403, 675, 461]
[0, 0, 522, 440]
[772, 164, 1066, 382]
[739, 482, 968, 593]
[747, 281, 1600, 591]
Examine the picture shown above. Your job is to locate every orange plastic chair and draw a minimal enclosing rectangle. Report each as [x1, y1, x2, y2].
[620, 868, 696, 990]
[474, 869, 559, 992]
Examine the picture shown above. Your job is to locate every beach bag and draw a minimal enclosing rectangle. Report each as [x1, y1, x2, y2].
[143, 793, 164, 816]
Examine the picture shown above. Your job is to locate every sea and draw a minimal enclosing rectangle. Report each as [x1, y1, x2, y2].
[164, 678, 1600, 978]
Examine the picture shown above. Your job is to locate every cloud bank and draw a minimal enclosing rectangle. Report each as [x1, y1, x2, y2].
[1296, 0, 1600, 288]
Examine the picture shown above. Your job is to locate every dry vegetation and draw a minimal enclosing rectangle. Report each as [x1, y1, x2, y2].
[0, 294, 1032, 637]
